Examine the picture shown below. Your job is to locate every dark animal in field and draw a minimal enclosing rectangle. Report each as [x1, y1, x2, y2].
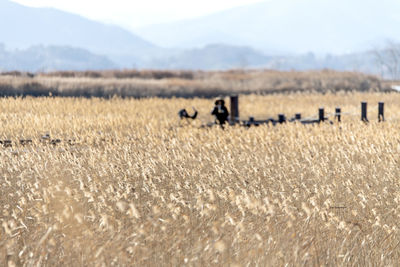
[211, 99, 229, 126]
[40, 134, 62, 145]
[41, 133, 51, 142]
[51, 139, 61, 146]
[20, 139, 32, 145]
[67, 139, 76, 146]
[179, 107, 198, 120]
[0, 140, 12, 147]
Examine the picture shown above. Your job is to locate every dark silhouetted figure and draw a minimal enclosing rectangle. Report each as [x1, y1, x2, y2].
[211, 99, 229, 126]
[178, 107, 198, 120]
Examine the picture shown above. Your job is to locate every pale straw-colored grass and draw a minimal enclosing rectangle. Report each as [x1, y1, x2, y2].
[0, 69, 384, 98]
[1, 93, 400, 266]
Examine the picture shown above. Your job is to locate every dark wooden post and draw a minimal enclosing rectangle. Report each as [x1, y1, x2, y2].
[378, 102, 384, 122]
[278, 114, 286, 124]
[295, 113, 301, 120]
[361, 102, 368, 122]
[335, 108, 341, 122]
[319, 108, 325, 123]
[230, 95, 239, 124]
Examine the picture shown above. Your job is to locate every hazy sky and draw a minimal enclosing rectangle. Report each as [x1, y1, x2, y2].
[11, 0, 267, 28]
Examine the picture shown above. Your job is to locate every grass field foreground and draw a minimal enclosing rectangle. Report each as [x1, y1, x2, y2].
[1, 93, 400, 265]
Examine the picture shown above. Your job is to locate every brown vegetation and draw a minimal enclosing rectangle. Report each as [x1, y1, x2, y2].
[0, 69, 387, 98]
[1, 93, 400, 265]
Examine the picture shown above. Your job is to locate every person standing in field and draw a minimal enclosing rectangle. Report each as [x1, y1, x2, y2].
[211, 99, 229, 126]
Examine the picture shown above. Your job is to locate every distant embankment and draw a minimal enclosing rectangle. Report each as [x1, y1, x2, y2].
[0, 69, 388, 98]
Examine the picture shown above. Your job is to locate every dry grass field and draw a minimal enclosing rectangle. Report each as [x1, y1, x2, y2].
[2, 92, 400, 266]
[0, 69, 386, 98]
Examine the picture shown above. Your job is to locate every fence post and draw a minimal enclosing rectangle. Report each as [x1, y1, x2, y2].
[230, 95, 239, 124]
[361, 102, 368, 122]
[319, 108, 325, 123]
[335, 108, 341, 122]
[278, 114, 286, 124]
[295, 113, 301, 120]
[378, 102, 384, 122]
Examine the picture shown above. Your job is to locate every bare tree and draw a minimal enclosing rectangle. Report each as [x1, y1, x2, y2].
[374, 41, 400, 80]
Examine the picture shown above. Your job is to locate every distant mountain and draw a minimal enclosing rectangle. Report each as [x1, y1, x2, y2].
[136, 0, 400, 55]
[264, 51, 379, 73]
[149, 44, 271, 70]
[148, 45, 382, 75]
[0, 0, 157, 66]
[0, 44, 116, 72]
[0, 0, 396, 73]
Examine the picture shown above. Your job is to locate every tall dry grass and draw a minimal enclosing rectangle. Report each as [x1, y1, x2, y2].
[0, 69, 385, 98]
[1, 93, 400, 265]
